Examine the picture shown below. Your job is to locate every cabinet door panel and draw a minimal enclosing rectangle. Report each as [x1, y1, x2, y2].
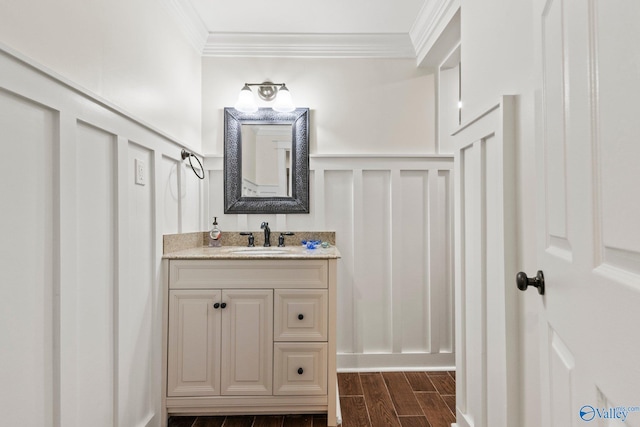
[221, 289, 273, 395]
[167, 290, 221, 396]
[274, 343, 328, 395]
[274, 289, 328, 341]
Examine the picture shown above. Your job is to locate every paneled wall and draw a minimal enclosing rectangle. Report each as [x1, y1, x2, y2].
[452, 97, 518, 427]
[0, 47, 205, 427]
[207, 155, 455, 371]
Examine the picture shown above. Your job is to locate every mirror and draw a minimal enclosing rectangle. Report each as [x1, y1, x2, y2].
[224, 107, 310, 213]
[241, 124, 292, 197]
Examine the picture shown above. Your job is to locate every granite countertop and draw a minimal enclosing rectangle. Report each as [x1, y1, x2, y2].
[162, 231, 341, 260]
[163, 245, 341, 260]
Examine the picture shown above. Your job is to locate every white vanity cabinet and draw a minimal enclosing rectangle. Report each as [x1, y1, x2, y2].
[161, 257, 338, 426]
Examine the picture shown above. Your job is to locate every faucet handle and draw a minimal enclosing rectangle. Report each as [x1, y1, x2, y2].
[278, 232, 295, 247]
[239, 232, 255, 247]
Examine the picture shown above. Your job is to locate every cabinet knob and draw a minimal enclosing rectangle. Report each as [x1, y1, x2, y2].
[220, 302, 227, 309]
[213, 303, 220, 309]
[298, 314, 304, 320]
[297, 368, 304, 375]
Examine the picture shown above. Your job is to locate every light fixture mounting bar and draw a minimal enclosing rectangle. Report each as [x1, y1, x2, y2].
[244, 81, 287, 101]
[243, 82, 286, 87]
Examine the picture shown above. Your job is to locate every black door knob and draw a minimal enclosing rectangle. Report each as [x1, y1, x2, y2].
[516, 270, 545, 295]
[220, 302, 227, 309]
[297, 368, 304, 375]
[298, 314, 304, 320]
[213, 303, 220, 309]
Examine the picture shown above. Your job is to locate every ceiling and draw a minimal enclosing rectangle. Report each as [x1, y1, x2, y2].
[165, 0, 451, 60]
[189, 0, 426, 34]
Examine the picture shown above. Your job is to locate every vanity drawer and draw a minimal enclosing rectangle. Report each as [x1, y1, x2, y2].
[169, 259, 328, 289]
[273, 343, 327, 396]
[274, 289, 328, 341]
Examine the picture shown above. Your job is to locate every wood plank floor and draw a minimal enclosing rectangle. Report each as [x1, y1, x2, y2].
[168, 371, 455, 427]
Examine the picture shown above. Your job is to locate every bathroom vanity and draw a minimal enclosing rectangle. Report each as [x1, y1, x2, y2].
[161, 240, 340, 426]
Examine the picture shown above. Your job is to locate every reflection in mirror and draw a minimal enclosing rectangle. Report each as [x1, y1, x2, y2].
[224, 107, 309, 214]
[241, 124, 292, 197]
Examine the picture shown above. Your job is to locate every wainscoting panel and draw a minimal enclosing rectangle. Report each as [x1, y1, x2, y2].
[324, 170, 356, 354]
[206, 155, 455, 371]
[358, 170, 392, 354]
[452, 97, 517, 427]
[161, 155, 181, 235]
[396, 170, 430, 354]
[75, 121, 117, 426]
[0, 87, 56, 427]
[121, 141, 156, 426]
[0, 46, 206, 427]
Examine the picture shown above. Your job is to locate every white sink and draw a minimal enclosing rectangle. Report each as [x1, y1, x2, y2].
[228, 247, 293, 255]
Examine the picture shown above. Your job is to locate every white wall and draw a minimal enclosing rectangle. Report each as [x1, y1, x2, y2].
[201, 57, 436, 155]
[438, 62, 460, 153]
[0, 0, 202, 148]
[460, 0, 535, 125]
[0, 46, 205, 427]
[459, 1, 540, 426]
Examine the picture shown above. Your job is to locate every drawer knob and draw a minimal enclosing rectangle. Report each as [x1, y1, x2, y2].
[213, 303, 220, 309]
[297, 368, 304, 375]
[298, 314, 304, 320]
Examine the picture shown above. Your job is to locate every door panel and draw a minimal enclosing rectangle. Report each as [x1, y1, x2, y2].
[542, 0, 572, 259]
[548, 329, 575, 427]
[594, 1, 640, 275]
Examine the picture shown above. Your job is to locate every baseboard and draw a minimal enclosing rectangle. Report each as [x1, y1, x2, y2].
[337, 352, 455, 372]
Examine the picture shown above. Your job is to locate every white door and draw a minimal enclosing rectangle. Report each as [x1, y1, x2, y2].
[534, 0, 640, 425]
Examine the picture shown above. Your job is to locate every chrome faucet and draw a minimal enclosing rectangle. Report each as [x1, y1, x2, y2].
[260, 222, 271, 247]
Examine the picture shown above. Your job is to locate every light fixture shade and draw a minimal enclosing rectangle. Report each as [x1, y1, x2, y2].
[234, 84, 258, 113]
[272, 85, 295, 113]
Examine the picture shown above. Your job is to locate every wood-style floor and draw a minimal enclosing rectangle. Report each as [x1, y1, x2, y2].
[168, 371, 456, 427]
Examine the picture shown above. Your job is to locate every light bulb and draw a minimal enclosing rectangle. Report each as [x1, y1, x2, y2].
[273, 85, 295, 113]
[234, 84, 258, 113]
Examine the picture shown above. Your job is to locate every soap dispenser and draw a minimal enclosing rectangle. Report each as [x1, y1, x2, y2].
[209, 217, 222, 247]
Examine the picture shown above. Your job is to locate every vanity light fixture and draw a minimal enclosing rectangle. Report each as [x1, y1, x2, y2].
[234, 81, 296, 113]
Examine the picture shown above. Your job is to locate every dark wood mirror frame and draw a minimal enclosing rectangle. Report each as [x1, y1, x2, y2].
[224, 107, 310, 214]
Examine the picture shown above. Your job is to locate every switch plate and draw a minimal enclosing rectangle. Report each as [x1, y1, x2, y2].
[135, 159, 146, 186]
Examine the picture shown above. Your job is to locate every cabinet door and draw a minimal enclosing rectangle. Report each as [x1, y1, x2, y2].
[167, 290, 221, 396]
[274, 289, 328, 341]
[273, 343, 328, 396]
[221, 289, 273, 395]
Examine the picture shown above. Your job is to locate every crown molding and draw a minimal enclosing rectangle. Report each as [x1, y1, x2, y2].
[162, 0, 209, 53]
[164, 0, 427, 59]
[202, 32, 416, 58]
[410, 0, 461, 66]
